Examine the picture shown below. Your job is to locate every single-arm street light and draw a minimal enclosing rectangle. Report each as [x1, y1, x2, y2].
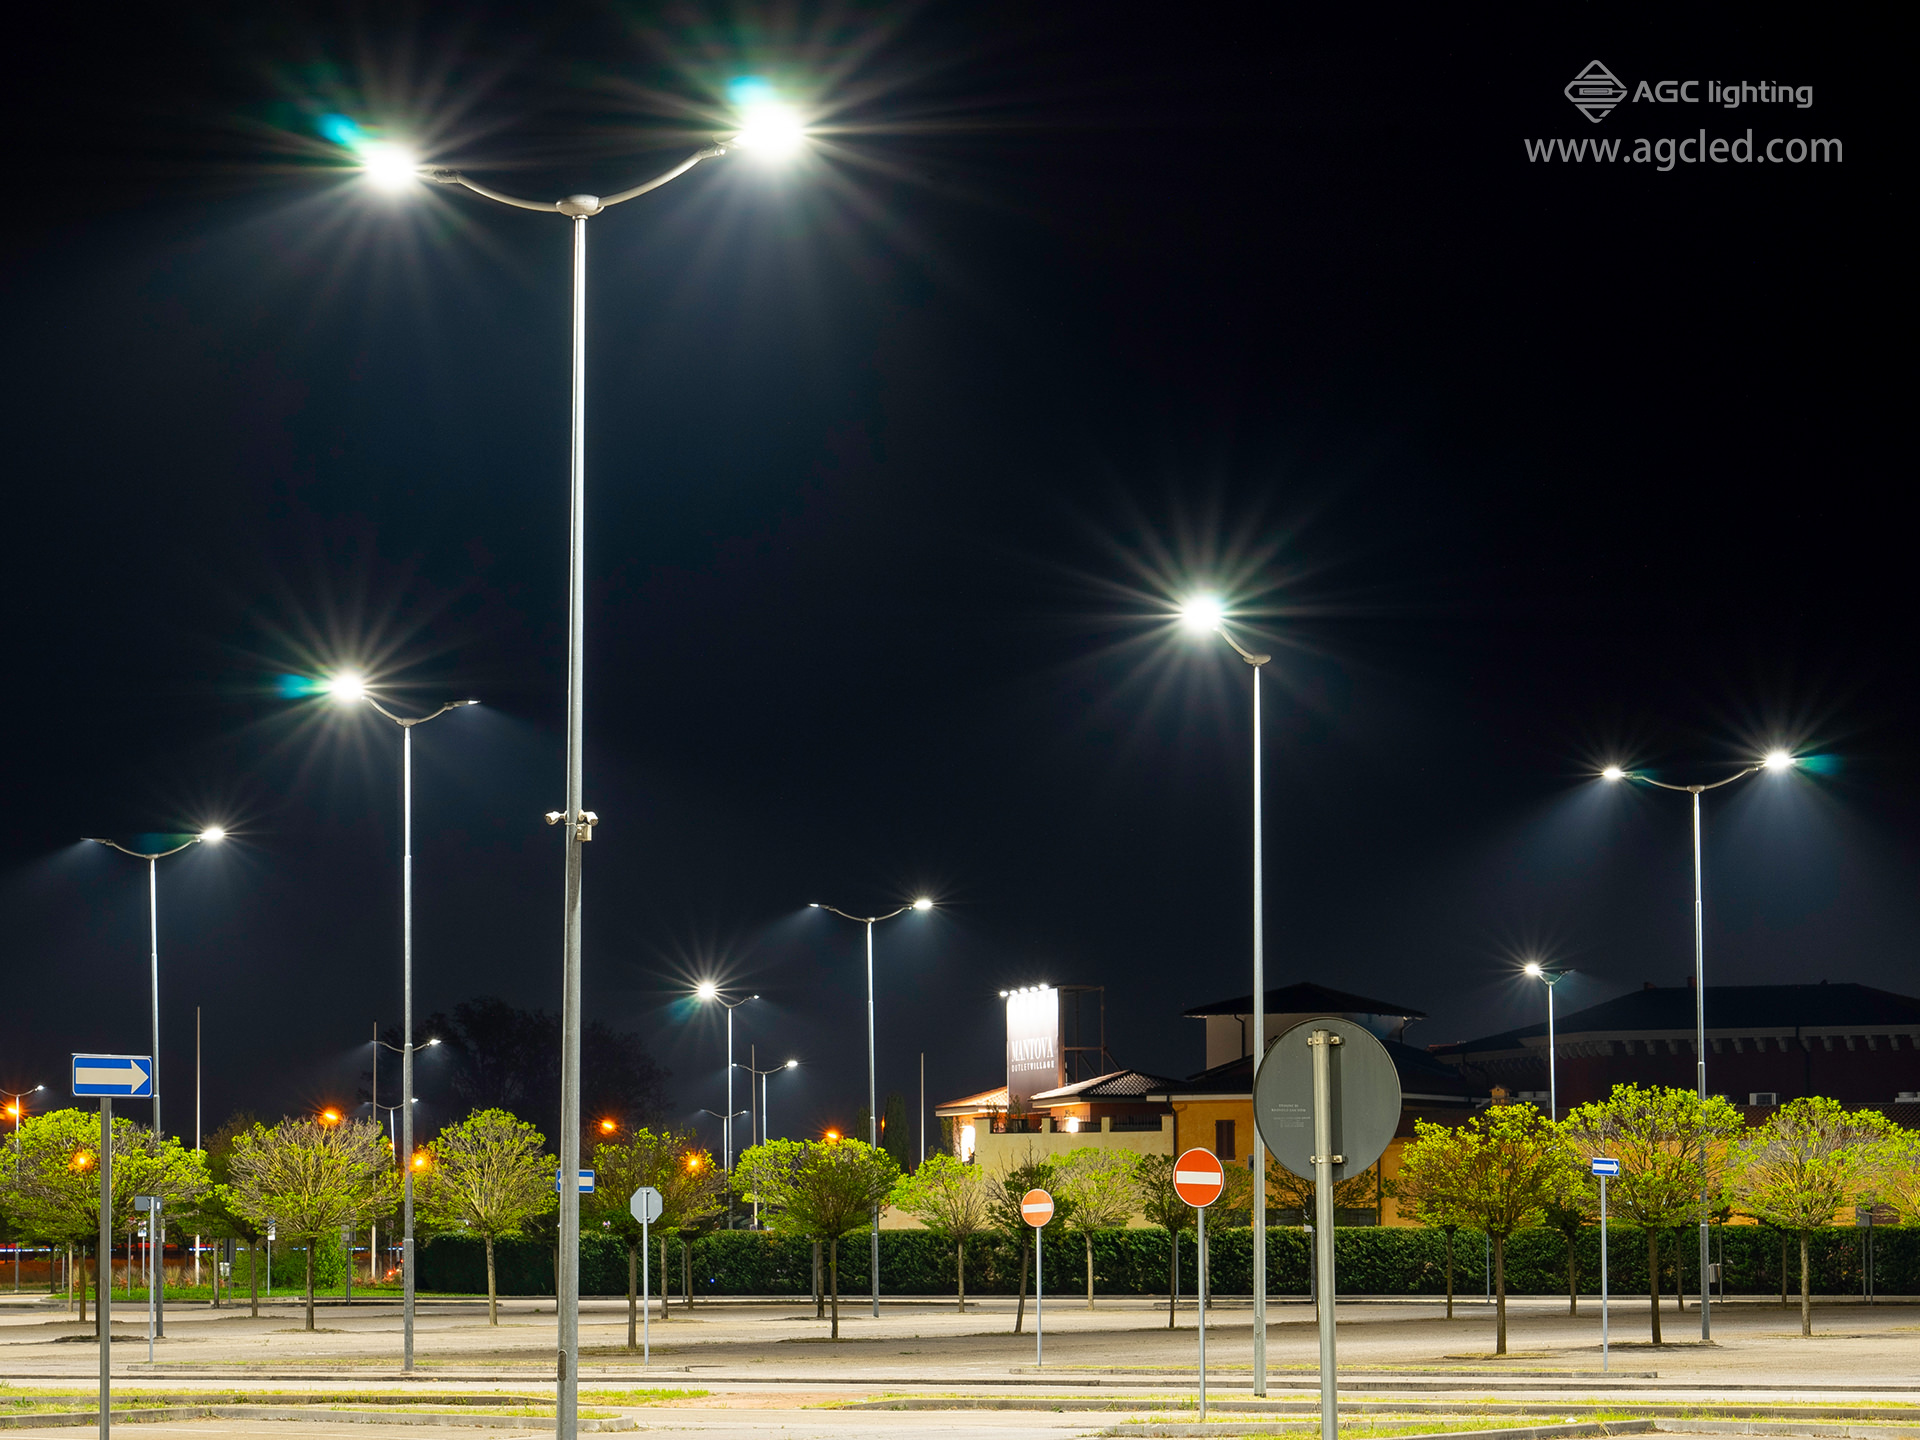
[323, 675, 474, 1368]
[6, 1086, 45, 1291]
[738, 1054, 800, 1228]
[810, 897, 933, 1316]
[1178, 593, 1274, 1395]
[692, 984, 759, 1178]
[86, 826, 224, 1334]
[1521, 964, 1571, 1121]
[1602, 748, 1796, 1340]
[350, 92, 807, 1440]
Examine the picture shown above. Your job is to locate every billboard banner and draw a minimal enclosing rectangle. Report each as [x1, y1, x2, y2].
[1006, 986, 1063, 1112]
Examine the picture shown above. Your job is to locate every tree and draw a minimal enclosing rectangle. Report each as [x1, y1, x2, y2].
[1562, 1084, 1745, 1346]
[985, 1150, 1067, 1335]
[1388, 1104, 1580, 1355]
[890, 1153, 993, 1312]
[227, 1118, 397, 1332]
[587, 1129, 723, 1347]
[1267, 1162, 1380, 1222]
[421, 997, 672, 1143]
[1541, 1203, 1587, 1316]
[734, 1137, 899, 1339]
[1728, 1097, 1896, 1337]
[880, 1093, 911, 1173]
[188, 1112, 270, 1317]
[1867, 1128, 1920, 1225]
[1134, 1154, 1196, 1330]
[2, 1108, 208, 1334]
[1054, 1148, 1139, 1309]
[415, 1109, 557, 1325]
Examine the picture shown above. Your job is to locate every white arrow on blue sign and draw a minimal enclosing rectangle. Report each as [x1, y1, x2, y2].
[555, 1169, 596, 1194]
[1590, 1156, 1620, 1176]
[72, 1054, 154, 1098]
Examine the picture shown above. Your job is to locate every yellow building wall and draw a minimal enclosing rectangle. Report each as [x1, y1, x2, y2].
[1171, 1100, 1421, 1227]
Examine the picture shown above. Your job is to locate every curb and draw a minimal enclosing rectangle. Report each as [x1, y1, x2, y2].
[0, 1409, 637, 1432]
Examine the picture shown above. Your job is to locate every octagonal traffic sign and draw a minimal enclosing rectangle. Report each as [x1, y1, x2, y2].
[1173, 1147, 1226, 1208]
[1020, 1188, 1054, 1227]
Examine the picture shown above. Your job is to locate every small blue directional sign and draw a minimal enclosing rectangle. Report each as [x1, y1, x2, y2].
[73, 1054, 154, 1098]
[1590, 1156, 1620, 1177]
[555, 1169, 595, 1194]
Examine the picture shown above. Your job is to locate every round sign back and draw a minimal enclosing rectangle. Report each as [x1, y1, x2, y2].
[1253, 1016, 1403, 1183]
[1020, 1188, 1055, 1227]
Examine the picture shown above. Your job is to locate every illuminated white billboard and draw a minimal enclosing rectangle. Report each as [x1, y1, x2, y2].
[1005, 985, 1063, 1112]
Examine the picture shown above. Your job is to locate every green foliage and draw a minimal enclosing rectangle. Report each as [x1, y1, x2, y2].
[415, 1219, 1920, 1298]
[270, 1232, 348, 1289]
[587, 1129, 723, 1247]
[0, 1107, 209, 1249]
[1562, 1084, 1747, 1229]
[733, 1138, 900, 1244]
[890, 1153, 994, 1308]
[416, 1109, 557, 1242]
[1730, 1098, 1896, 1232]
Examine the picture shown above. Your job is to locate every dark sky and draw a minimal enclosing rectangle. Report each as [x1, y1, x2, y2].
[3, 3, 1909, 1153]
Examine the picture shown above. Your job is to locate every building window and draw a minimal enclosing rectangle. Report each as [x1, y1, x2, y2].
[958, 1124, 976, 1162]
[1215, 1119, 1236, 1162]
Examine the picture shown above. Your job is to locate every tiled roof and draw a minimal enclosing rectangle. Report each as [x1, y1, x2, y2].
[1431, 983, 1920, 1056]
[1029, 1069, 1181, 1103]
[933, 1086, 1008, 1117]
[1146, 1036, 1479, 1100]
[1183, 982, 1427, 1020]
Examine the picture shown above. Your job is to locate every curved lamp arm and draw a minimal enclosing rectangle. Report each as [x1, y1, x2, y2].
[1215, 622, 1272, 668]
[1624, 765, 1761, 794]
[364, 698, 478, 729]
[87, 837, 201, 861]
[427, 146, 728, 215]
[813, 902, 915, 925]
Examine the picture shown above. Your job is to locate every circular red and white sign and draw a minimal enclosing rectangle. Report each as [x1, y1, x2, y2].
[1173, 1147, 1226, 1208]
[1020, 1187, 1055, 1227]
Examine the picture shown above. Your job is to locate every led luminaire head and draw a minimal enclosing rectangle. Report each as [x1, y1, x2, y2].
[1601, 765, 1627, 781]
[912, 896, 933, 911]
[360, 140, 422, 191]
[730, 100, 806, 157]
[1524, 962, 1543, 977]
[1179, 595, 1226, 633]
[198, 827, 226, 843]
[328, 673, 368, 703]
[1764, 750, 1795, 771]
[696, 981, 719, 1001]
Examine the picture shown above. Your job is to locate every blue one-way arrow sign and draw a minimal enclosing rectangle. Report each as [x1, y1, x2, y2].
[73, 1054, 154, 1098]
[1590, 1156, 1620, 1177]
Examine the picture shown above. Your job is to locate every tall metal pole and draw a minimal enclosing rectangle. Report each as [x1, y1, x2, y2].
[194, 1007, 201, 1290]
[725, 1009, 735, 1171]
[402, 722, 417, 1371]
[146, 860, 165, 1339]
[1691, 789, 1710, 1341]
[98, 1098, 112, 1440]
[1546, 980, 1557, 1122]
[555, 209, 590, 1440]
[1310, 1029, 1338, 1440]
[1250, 659, 1267, 1394]
[866, 918, 879, 1317]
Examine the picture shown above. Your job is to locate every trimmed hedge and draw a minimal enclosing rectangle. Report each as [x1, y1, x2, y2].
[416, 1223, 1917, 1299]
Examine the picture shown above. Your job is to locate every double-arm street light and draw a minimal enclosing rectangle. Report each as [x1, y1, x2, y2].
[7, 1086, 45, 1291]
[347, 91, 806, 1440]
[1177, 594, 1274, 1394]
[810, 897, 933, 1316]
[1520, 964, 1571, 1121]
[371, 1024, 438, 1286]
[738, 1053, 799, 1228]
[1602, 748, 1796, 1340]
[86, 826, 225, 1335]
[323, 674, 475, 1367]
[693, 984, 758, 1176]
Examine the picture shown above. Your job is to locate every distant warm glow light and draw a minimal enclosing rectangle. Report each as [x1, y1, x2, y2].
[1601, 765, 1626, 782]
[198, 827, 226, 843]
[731, 100, 806, 157]
[1764, 750, 1795, 771]
[912, 897, 933, 911]
[695, 981, 719, 1001]
[328, 674, 367, 703]
[71, 1151, 94, 1172]
[1179, 595, 1226, 634]
[411, 1151, 431, 1170]
[823, 1128, 840, 1142]
[599, 1119, 618, 1133]
[686, 1154, 704, 1172]
[360, 140, 421, 191]
[320, 1109, 342, 1126]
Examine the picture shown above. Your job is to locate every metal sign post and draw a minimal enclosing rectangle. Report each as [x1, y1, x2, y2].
[1591, 1157, 1617, 1373]
[1253, 1019, 1402, 1440]
[97, 1099, 112, 1440]
[1021, 1189, 1053, 1367]
[1173, 1149, 1226, 1420]
[629, 1188, 663, 1366]
[133, 1198, 156, 1363]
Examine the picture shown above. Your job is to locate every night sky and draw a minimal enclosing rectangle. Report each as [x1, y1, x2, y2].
[3, 4, 1908, 1154]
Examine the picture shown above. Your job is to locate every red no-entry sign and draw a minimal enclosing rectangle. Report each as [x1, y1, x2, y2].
[1173, 1148, 1226, 1208]
[1021, 1188, 1055, 1227]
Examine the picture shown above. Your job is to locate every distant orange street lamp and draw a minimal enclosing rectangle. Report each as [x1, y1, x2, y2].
[411, 1151, 431, 1171]
[823, 1128, 841, 1143]
[319, 1109, 343, 1126]
[598, 1118, 618, 1135]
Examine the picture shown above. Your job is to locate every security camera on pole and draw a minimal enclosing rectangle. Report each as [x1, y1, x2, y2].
[1254, 1019, 1402, 1440]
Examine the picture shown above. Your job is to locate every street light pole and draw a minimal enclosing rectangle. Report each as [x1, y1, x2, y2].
[739, 1058, 799, 1227]
[1604, 750, 1796, 1341]
[1178, 596, 1273, 1395]
[323, 678, 474, 1368]
[693, 987, 759, 1179]
[1522, 964, 1569, 1121]
[87, 828, 224, 1337]
[812, 899, 933, 1317]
